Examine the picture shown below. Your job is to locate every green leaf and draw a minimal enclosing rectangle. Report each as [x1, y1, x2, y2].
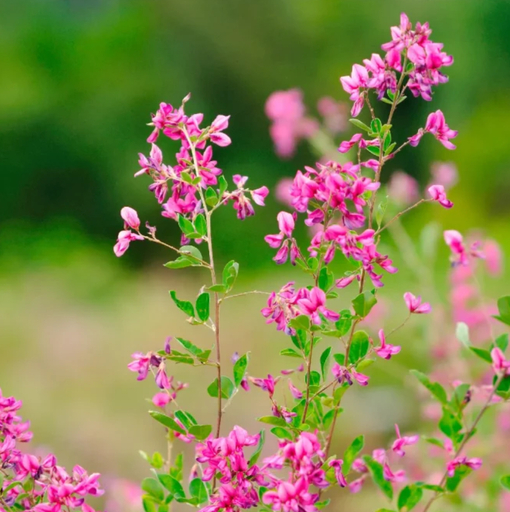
[422, 436, 445, 448]
[164, 257, 192, 269]
[188, 424, 212, 440]
[320, 347, 332, 380]
[288, 315, 311, 331]
[495, 333, 509, 353]
[170, 453, 184, 481]
[500, 475, 510, 490]
[208, 284, 227, 293]
[205, 187, 219, 207]
[494, 374, 510, 399]
[174, 410, 197, 429]
[207, 376, 235, 399]
[318, 267, 334, 292]
[258, 415, 288, 427]
[280, 348, 302, 358]
[384, 142, 397, 156]
[352, 290, 377, 318]
[180, 245, 203, 264]
[248, 430, 265, 466]
[469, 347, 492, 363]
[270, 427, 294, 440]
[410, 370, 448, 405]
[383, 131, 392, 152]
[335, 310, 352, 336]
[305, 370, 321, 387]
[222, 260, 239, 291]
[398, 485, 423, 511]
[218, 175, 228, 198]
[363, 456, 393, 500]
[371, 118, 383, 134]
[348, 331, 370, 365]
[455, 322, 470, 348]
[376, 196, 388, 227]
[189, 478, 208, 504]
[494, 296, 510, 325]
[157, 475, 185, 498]
[446, 465, 471, 492]
[349, 118, 372, 133]
[143, 496, 158, 512]
[149, 411, 187, 435]
[195, 293, 210, 322]
[438, 408, 463, 441]
[333, 353, 345, 365]
[367, 146, 380, 157]
[177, 215, 195, 237]
[343, 435, 364, 473]
[141, 478, 164, 501]
[175, 338, 202, 357]
[193, 214, 207, 237]
[169, 291, 195, 318]
[166, 353, 194, 365]
[233, 353, 249, 387]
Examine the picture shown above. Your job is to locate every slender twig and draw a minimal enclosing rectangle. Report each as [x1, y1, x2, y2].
[221, 290, 270, 302]
[183, 127, 223, 439]
[376, 199, 427, 235]
[301, 335, 315, 422]
[422, 373, 506, 512]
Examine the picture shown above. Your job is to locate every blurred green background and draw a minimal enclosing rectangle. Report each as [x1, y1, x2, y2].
[1, 0, 510, 510]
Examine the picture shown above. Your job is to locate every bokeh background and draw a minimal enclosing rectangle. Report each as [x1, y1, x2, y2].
[1, 0, 510, 510]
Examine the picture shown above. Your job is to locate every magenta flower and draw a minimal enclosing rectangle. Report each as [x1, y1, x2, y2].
[209, 115, 232, 147]
[265, 211, 299, 265]
[152, 392, 171, 407]
[404, 292, 431, 314]
[428, 184, 453, 208]
[328, 459, 348, 487]
[409, 110, 457, 149]
[491, 347, 510, 376]
[114, 230, 143, 257]
[298, 287, 339, 324]
[446, 456, 482, 477]
[288, 380, 303, 400]
[392, 424, 419, 456]
[250, 374, 279, 398]
[340, 64, 369, 117]
[120, 207, 141, 230]
[374, 329, 401, 360]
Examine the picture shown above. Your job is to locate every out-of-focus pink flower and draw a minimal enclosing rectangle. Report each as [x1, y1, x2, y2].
[491, 348, 510, 376]
[317, 97, 347, 133]
[374, 329, 401, 360]
[428, 184, 453, 208]
[430, 161, 458, 190]
[152, 392, 171, 407]
[392, 424, 419, 456]
[275, 178, 294, 206]
[388, 171, 419, 205]
[484, 239, 503, 276]
[404, 292, 431, 314]
[446, 456, 482, 477]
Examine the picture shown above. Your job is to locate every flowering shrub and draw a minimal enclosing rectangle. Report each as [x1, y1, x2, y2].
[112, 12, 510, 512]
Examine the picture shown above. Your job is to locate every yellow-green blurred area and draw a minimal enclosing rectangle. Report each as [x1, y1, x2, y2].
[1, 0, 510, 510]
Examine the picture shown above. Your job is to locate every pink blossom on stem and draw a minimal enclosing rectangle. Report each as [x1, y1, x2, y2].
[428, 184, 453, 208]
[409, 110, 458, 149]
[297, 287, 339, 324]
[120, 207, 141, 230]
[446, 456, 482, 477]
[491, 348, 510, 376]
[209, 115, 232, 147]
[404, 292, 431, 314]
[374, 329, 401, 360]
[392, 424, 419, 456]
[114, 230, 143, 257]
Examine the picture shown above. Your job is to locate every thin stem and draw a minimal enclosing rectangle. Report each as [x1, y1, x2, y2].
[143, 235, 211, 267]
[221, 290, 270, 302]
[376, 199, 427, 235]
[301, 335, 315, 423]
[183, 127, 223, 438]
[422, 373, 506, 512]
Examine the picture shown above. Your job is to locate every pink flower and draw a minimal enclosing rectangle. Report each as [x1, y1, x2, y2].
[491, 348, 510, 376]
[328, 459, 348, 487]
[374, 329, 401, 360]
[298, 287, 339, 324]
[409, 111, 457, 150]
[338, 133, 363, 153]
[209, 115, 232, 147]
[114, 230, 143, 257]
[277, 212, 295, 237]
[430, 161, 458, 190]
[152, 392, 171, 407]
[404, 292, 431, 314]
[392, 424, 419, 456]
[340, 64, 369, 116]
[120, 207, 141, 230]
[428, 184, 453, 208]
[446, 456, 482, 477]
[288, 380, 303, 400]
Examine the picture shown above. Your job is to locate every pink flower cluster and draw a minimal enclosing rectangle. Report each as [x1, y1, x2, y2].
[341, 13, 452, 117]
[195, 427, 265, 512]
[0, 389, 102, 512]
[114, 95, 268, 256]
[262, 432, 343, 512]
